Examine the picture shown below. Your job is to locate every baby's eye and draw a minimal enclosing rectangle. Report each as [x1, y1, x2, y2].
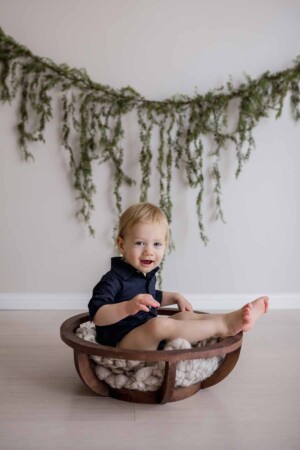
[135, 241, 144, 246]
[154, 242, 163, 247]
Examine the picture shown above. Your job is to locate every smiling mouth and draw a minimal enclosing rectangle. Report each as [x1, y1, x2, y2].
[140, 260, 153, 265]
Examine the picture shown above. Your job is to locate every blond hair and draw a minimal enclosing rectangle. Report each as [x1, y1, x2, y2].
[118, 202, 169, 244]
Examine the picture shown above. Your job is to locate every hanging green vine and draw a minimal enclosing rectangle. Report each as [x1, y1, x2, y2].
[1, 27, 300, 243]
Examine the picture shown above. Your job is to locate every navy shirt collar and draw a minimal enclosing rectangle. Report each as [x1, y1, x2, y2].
[111, 257, 160, 281]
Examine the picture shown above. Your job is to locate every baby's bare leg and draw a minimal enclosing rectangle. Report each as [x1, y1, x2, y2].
[171, 296, 269, 325]
[118, 296, 269, 351]
[171, 311, 216, 320]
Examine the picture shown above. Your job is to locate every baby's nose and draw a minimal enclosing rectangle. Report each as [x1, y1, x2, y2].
[143, 245, 153, 255]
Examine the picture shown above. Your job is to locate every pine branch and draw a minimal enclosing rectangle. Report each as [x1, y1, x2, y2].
[0, 27, 299, 245]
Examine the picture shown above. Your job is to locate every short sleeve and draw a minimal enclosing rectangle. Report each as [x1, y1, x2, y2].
[155, 289, 163, 303]
[88, 273, 121, 322]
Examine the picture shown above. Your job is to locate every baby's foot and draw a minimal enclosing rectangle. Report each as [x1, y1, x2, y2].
[225, 296, 269, 336]
[241, 296, 269, 332]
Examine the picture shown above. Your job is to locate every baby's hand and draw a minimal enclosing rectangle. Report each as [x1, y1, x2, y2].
[126, 294, 160, 316]
[176, 294, 193, 312]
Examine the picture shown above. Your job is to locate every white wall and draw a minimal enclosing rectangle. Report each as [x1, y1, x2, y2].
[1, 0, 300, 309]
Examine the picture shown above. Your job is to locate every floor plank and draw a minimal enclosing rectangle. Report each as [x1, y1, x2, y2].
[0, 310, 299, 450]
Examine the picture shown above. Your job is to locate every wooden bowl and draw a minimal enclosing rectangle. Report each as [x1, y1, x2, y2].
[60, 308, 243, 404]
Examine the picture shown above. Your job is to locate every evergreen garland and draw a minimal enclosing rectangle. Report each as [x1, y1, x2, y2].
[1, 27, 300, 243]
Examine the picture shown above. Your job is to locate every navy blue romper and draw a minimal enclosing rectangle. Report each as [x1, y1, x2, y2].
[88, 257, 163, 347]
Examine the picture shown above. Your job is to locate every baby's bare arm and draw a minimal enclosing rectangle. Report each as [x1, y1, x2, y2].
[161, 291, 193, 311]
[93, 294, 160, 326]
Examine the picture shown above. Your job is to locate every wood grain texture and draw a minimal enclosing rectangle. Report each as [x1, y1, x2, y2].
[61, 309, 242, 403]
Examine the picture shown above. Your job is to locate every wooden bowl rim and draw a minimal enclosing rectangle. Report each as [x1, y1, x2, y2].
[60, 309, 243, 362]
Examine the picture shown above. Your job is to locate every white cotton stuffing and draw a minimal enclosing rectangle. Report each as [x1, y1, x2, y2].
[76, 321, 224, 392]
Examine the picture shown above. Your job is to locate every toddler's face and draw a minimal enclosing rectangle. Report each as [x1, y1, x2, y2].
[118, 221, 167, 274]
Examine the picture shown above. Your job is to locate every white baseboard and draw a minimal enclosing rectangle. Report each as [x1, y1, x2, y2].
[186, 293, 300, 310]
[0, 292, 299, 310]
[0, 293, 88, 310]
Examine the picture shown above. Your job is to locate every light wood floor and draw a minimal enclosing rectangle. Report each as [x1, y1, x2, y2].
[0, 310, 299, 450]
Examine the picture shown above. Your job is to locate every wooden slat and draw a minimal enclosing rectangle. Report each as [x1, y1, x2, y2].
[201, 347, 241, 389]
[159, 361, 177, 404]
[74, 350, 109, 397]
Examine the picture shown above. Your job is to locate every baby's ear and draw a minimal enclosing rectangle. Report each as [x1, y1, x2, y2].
[117, 236, 125, 253]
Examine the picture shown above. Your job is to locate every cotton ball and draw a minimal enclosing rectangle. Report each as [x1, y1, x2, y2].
[129, 380, 145, 391]
[135, 366, 154, 382]
[201, 357, 222, 380]
[113, 374, 128, 389]
[102, 358, 114, 366]
[189, 370, 197, 382]
[76, 326, 87, 339]
[165, 338, 191, 350]
[106, 374, 119, 388]
[177, 359, 191, 375]
[114, 359, 127, 368]
[84, 335, 96, 343]
[175, 370, 185, 385]
[113, 368, 126, 374]
[127, 360, 143, 369]
[84, 324, 96, 335]
[144, 376, 161, 390]
[135, 381, 146, 391]
[76, 330, 84, 339]
[76, 322, 97, 342]
[95, 365, 111, 380]
[181, 377, 192, 387]
[91, 355, 103, 364]
[151, 362, 164, 378]
[78, 325, 89, 335]
[191, 360, 199, 373]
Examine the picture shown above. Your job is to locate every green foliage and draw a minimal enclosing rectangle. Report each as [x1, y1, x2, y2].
[0, 28, 300, 242]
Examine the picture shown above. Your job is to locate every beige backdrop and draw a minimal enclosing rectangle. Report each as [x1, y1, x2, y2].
[0, 0, 300, 309]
